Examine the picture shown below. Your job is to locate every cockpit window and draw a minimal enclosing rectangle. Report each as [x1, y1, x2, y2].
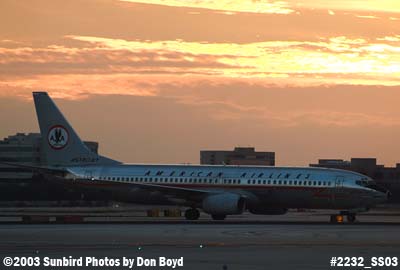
[356, 178, 387, 193]
[356, 178, 370, 187]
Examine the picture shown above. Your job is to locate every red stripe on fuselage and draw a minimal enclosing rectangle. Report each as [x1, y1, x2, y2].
[73, 179, 337, 193]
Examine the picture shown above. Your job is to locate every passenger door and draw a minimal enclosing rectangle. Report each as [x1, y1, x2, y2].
[335, 176, 344, 188]
[332, 176, 344, 206]
[84, 170, 93, 180]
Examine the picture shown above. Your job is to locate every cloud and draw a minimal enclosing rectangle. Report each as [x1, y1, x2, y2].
[121, 0, 400, 15]
[292, 0, 400, 14]
[2, 34, 399, 86]
[120, 0, 295, 14]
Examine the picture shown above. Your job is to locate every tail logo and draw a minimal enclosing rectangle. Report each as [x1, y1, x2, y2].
[48, 125, 69, 150]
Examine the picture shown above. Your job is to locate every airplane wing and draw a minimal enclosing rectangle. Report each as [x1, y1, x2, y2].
[82, 177, 220, 205]
[146, 184, 213, 204]
[0, 162, 67, 175]
[2, 162, 238, 205]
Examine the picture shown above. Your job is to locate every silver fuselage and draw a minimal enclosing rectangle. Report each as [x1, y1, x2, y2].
[57, 164, 387, 211]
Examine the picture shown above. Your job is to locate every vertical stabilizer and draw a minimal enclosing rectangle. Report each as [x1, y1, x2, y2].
[33, 92, 119, 166]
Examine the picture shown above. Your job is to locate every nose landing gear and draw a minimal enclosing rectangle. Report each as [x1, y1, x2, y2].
[346, 213, 356, 223]
[330, 212, 357, 223]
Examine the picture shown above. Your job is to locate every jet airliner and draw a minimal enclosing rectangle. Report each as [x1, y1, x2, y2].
[9, 92, 389, 223]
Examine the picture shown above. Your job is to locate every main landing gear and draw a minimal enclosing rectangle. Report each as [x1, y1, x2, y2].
[184, 208, 227, 221]
[184, 208, 200, 220]
[330, 212, 357, 223]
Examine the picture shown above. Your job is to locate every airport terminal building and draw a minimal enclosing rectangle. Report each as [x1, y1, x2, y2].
[0, 133, 100, 203]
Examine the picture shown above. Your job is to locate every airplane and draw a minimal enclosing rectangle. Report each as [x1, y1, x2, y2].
[8, 92, 389, 223]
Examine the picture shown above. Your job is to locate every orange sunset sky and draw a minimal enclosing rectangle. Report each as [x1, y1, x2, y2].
[1, 0, 400, 166]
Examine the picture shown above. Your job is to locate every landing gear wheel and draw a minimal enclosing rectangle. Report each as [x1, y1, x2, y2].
[211, 214, 226, 220]
[184, 208, 200, 220]
[330, 214, 344, 223]
[347, 214, 356, 223]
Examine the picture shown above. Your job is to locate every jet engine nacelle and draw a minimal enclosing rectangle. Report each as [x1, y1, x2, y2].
[248, 207, 288, 215]
[202, 193, 245, 215]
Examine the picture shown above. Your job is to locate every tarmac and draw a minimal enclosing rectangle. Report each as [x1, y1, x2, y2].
[0, 210, 400, 270]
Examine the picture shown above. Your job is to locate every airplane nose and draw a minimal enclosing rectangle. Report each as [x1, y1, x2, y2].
[371, 191, 389, 204]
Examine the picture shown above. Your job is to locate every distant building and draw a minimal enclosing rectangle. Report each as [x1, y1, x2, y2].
[0, 133, 42, 182]
[201, 147, 275, 166]
[0, 133, 98, 182]
[310, 158, 384, 176]
[0, 133, 100, 202]
[310, 158, 400, 202]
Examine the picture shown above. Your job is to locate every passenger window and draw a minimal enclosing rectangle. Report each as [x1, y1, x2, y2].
[268, 180, 271, 184]
[278, 180, 282, 185]
[273, 180, 276, 184]
[318, 181, 321, 185]
[252, 180, 256, 184]
[313, 181, 316, 185]
[283, 181, 287, 185]
[289, 181, 292, 185]
[263, 180, 266, 184]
